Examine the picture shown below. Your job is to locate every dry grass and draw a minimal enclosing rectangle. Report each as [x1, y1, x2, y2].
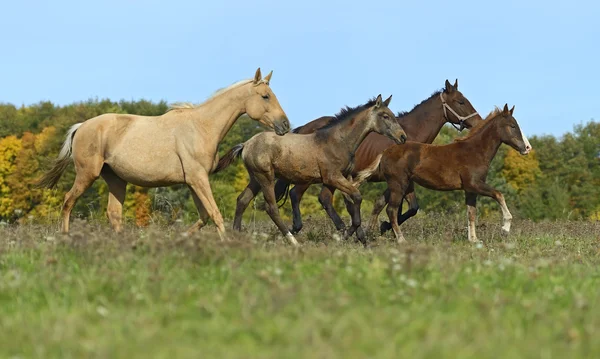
[1, 216, 599, 358]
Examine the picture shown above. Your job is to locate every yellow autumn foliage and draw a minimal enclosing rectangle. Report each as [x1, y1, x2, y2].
[501, 149, 542, 193]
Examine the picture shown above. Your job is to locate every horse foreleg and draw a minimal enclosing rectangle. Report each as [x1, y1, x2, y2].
[233, 177, 261, 232]
[469, 182, 513, 237]
[187, 171, 226, 240]
[101, 167, 127, 233]
[290, 184, 308, 234]
[319, 185, 347, 232]
[256, 174, 298, 246]
[465, 192, 479, 243]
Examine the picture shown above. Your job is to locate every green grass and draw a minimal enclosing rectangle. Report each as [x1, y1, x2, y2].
[1, 216, 599, 358]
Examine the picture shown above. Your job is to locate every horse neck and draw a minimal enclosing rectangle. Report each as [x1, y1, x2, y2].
[189, 84, 250, 147]
[397, 94, 446, 144]
[461, 120, 503, 166]
[338, 112, 378, 155]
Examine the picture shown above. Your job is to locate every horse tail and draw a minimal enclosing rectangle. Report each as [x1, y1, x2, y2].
[274, 178, 291, 207]
[214, 143, 245, 173]
[35, 123, 82, 189]
[352, 154, 382, 187]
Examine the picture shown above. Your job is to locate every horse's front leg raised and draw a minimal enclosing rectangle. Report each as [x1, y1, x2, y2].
[324, 175, 366, 246]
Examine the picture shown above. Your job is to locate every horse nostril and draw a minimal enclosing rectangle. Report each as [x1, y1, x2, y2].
[401, 134, 407, 143]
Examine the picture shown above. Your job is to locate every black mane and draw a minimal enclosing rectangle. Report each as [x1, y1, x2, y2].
[318, 97, 378, 131]
[397, 89, 443, 118]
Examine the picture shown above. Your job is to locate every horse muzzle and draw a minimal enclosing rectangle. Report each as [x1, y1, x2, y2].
[394, 134, 407, 145]
[273, 117, 291, 136]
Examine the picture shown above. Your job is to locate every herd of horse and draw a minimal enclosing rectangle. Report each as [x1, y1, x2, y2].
[37, 68, 532, 246]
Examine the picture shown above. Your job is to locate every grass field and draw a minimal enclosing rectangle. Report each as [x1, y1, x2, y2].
[1, 215, 599, 358]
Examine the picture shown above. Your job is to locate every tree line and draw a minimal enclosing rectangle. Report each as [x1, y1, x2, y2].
[0, 99, 598, 226]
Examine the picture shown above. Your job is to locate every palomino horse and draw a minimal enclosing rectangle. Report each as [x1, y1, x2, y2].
[274, 79, 482, 234]
[352, 104, 532, 243]
[36, 68, 290, 238]
[213, 95, 407, 246]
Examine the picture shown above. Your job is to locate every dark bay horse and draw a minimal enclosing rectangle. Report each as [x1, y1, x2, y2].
[214, 95, 407, 245]
[275, 79, 482, 234]
[353, 104, 532, 243]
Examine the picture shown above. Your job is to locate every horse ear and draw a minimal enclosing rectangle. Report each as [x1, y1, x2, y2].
[454, 79, 458, 89]
[445, 79, 454, 93]
[264, 70, 273, 84]
[509, 105, 515, 115]
[374, 94, 383, 108]
[503, 104, 509, 114]
[253, 68, 262, 84]
[383, 95, 392, 107]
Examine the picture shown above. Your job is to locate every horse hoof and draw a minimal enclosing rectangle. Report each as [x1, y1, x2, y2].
[501, 229, 510, 237]
[290, 225, 302, 234]
[396, 237, 407, 244]
[379, 221, 392, 235]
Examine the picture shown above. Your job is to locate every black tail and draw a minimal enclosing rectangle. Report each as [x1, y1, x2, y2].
[213, 143, 244, 173]
[274, 178, 292, 208]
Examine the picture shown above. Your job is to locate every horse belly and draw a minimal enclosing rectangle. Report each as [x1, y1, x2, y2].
[412, 166, 461, 191]
[105, 153, 184, 187]
[274, 157, 321, 184]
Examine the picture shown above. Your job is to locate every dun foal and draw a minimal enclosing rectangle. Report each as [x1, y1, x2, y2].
[214, 95, 407, 245]
[37, 68, 290, 238]
[354, 104, 532, 243]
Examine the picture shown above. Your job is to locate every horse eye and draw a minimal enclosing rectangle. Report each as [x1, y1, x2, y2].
[510, 124, 516, 128]
[262, 94, 269, 100]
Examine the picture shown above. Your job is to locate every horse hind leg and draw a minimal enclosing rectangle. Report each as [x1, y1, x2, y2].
[233, 177, 262, 232]
[290, 184, 308, 234]
[370, 188, 389, 232]
[397, 185, 419, 226]
[256, 174, 298, 246]
[319, 185, 347, 232]
[101, 166, 128, 233]
[61, 163, 102, 233]
[380, 184, 418, 234]
[386, 180, 409, 244]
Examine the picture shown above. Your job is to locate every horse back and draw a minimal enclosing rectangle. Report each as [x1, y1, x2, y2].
[292, 116, 335, 134]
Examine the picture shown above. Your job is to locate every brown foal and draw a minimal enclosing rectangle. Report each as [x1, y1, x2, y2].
[353, 104, 532, 243]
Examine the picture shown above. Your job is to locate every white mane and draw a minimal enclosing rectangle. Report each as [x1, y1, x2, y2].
[169, 79, 255, 110]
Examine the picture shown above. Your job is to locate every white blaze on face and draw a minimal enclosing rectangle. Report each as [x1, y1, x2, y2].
[522, 134, 532, 154]
[515, 119, 532, 154]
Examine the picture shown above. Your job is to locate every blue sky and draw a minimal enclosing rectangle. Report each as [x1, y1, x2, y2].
[1, 0, 598, 138]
